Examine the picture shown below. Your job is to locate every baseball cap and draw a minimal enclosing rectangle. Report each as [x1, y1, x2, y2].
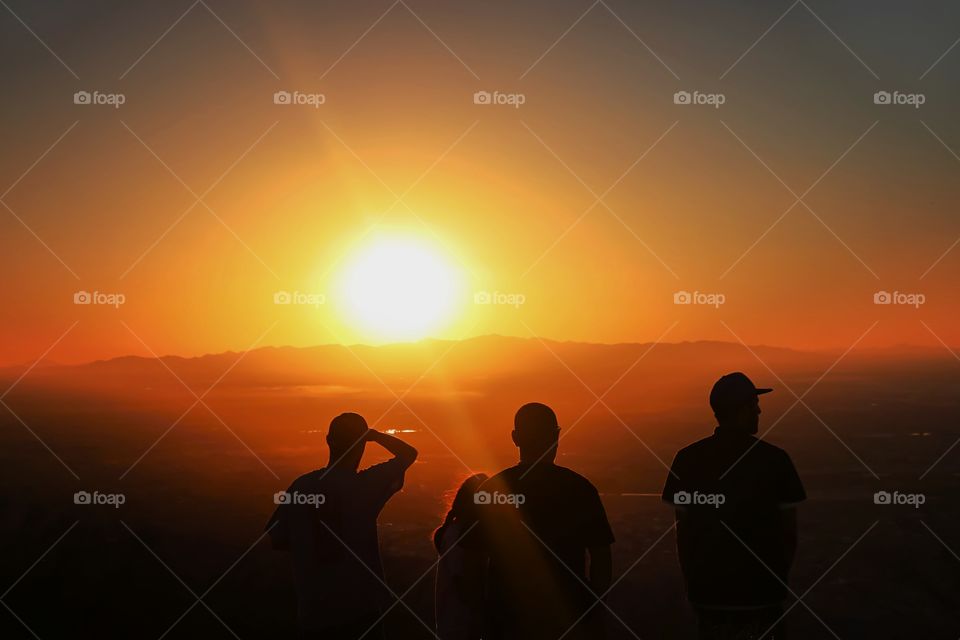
[709, 372, 772, 415]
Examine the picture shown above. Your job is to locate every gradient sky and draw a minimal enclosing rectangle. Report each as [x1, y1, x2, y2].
[2, 0, 960, 365]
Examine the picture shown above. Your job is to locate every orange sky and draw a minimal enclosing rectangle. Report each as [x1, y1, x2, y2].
[2, 1, 960, 365]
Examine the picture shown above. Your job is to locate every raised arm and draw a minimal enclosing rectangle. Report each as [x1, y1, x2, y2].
[366, 429, 418, 468]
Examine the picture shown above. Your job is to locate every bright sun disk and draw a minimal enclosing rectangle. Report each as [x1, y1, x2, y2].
[335, 235, 464, 341]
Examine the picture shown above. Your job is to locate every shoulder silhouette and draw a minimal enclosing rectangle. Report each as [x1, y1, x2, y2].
[266, 412, 417, 640]
[459, 402, 615, 640]
[663, 373, 805, 640]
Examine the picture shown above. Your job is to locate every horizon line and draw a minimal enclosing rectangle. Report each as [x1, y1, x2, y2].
[4, 333, 954, 372]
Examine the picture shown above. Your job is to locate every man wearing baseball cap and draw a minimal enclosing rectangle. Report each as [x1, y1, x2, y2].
[662, 373, 805, 639]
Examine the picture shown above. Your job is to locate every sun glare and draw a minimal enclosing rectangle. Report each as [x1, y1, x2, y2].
[335, 235, 464, 342]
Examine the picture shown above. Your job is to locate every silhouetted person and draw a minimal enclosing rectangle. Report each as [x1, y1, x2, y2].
[662, 373, 805, 640]
[267, 412, 418, 640]
[434, 473, 488, 640]
[463, 403, 614, 640]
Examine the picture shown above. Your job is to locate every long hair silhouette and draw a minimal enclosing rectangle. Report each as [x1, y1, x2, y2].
[433, 473, 488, 551]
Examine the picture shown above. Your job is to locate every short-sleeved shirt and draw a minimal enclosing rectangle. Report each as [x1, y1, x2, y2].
[463, 463, 615, 638]
[266, 459, 407, 631]
[662, 427, 806, 608]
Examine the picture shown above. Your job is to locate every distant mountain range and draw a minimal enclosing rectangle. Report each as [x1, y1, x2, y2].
[3, 335, 954, 404]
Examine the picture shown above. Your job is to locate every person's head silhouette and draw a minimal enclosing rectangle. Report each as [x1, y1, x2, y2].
[326, 412, 368, 470]
[709, 372, 772, 434]
[512, 402, 560, 465]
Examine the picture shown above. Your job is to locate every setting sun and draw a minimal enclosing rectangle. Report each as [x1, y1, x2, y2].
[335, 234, 465, 341]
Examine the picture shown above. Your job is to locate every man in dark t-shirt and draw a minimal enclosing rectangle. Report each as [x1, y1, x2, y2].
[464, 403, 615, 640]
[267, 412, 418, 640]
[663, 373, 805, 640]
